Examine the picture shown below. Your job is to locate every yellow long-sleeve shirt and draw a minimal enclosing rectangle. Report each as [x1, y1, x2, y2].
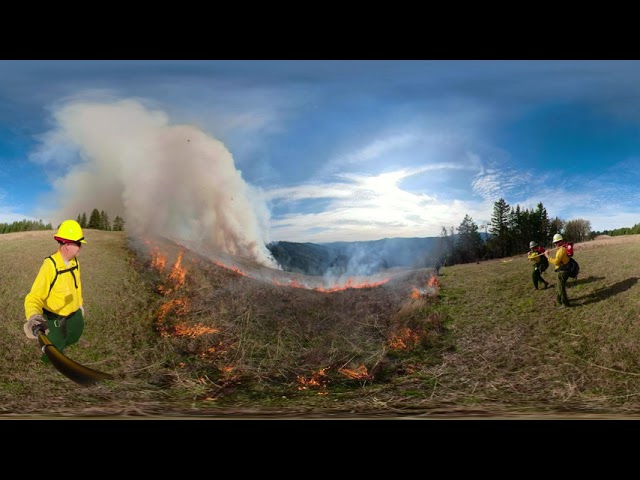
[528, 247, 546, 264]
[24, 251, 83, 319]
[547, 245, 570, 271]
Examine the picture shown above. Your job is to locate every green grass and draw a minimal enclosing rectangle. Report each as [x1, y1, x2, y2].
[2, 230, 640, 418]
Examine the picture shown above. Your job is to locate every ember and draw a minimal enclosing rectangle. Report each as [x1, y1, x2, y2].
[173, 323, 219, 338]
[297, 368, 329, 395]
[388, 327, 420, 350]
[338, 364, 371, 380]
[213, 260, 250, 277]
[156, 297, 189, 321]
[166, 251, 186, 288]
[409, 273, 440, 298]
[150, 246, 166, 271]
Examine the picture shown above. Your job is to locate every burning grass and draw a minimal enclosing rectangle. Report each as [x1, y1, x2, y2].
[132, 235, 446, 401]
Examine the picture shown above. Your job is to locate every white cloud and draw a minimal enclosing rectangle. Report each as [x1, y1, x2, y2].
[267, 165, 491, 242]
[340, 133, 418, 165]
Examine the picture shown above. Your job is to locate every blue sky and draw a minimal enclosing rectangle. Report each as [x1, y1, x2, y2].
[1, 60, 639, 264]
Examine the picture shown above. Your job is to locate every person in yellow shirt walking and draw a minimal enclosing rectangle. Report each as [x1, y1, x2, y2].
[545, 233, 571, 307]
[527, 240, 550, 290]
[24, 219, 87, 363]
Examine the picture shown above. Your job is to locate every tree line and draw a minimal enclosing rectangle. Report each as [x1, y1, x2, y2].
[598, 223, 640, 236]
[0, 209, 125, 235]
[75, 209, 125, 231]
[0, 219, 52, 234]
[431, 198, 595, 267]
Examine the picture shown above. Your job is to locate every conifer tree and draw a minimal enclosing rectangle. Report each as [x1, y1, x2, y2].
[88, 208, 101, 229]
[456, 214, 484, 263]
[100, 210, 111, 231]
[112, 216, 126, 231]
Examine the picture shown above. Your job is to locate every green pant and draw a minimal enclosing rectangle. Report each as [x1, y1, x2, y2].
[41, 308, 84, 363]
[555, 270, 570, 306]
[532, 265, 548, 289]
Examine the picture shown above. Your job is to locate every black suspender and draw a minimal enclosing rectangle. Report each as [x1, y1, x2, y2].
[46, 256, 79, 297]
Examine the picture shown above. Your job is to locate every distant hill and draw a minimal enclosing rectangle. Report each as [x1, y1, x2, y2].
[267, 237, 440, 276]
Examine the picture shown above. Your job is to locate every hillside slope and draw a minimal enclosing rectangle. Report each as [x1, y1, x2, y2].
[1, 230, 640, 418]
[267, 236, 438, 275]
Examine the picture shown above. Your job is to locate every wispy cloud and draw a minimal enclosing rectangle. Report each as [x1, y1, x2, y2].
[267, 163, 488, 242]
[340, 134, 418, 165]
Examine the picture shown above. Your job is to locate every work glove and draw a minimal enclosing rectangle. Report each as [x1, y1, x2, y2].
[24, 314, 49, 339]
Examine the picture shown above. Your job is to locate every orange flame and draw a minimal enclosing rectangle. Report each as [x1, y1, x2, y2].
[297, 368, 329, 394]
[156, 250, 188, 295]
[388, 327, 420, 350]
[315, 278, 390, 292]
[150, 246, 166, 271]
[200, 346, 218, 358]
[272, 277, 390, 292]
[213, 260, 250, 277]
[338, 364, 371, 380]
[167, 250, 186, 288]
[409, 273, 440, 299]
[198, 342, 230, 359]
[156, 297, 189, 320]
[173, 323, 220, 337]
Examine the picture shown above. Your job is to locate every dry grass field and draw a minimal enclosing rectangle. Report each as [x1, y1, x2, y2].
[1, 229, 640, 419]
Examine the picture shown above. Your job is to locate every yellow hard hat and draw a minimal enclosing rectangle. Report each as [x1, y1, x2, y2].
[54, 220, 87, 244]
[552, 233, 563, 243]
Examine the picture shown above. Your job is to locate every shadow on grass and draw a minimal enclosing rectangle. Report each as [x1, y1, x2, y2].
[573, 277, 638, 305]
[541, 276, 605, 292]
[566, 275, 605, 287]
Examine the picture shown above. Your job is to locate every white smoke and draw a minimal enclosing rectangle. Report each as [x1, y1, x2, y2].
[34, 98, 279, 269]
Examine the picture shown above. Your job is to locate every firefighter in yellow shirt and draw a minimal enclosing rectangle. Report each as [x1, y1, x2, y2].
[527, 240, 550, 290]
[545, 233, 571, 307]
[24, 219, 87, 362]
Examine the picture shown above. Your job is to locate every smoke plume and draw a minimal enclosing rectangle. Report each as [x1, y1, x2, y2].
[34, 98, 279, 269]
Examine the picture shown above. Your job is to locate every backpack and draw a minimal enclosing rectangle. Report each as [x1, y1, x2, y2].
[562, 242, 578, 279]
[565, 242, 574, 257]
[565, 257, 580, 279]
[538, 253, 549, 272]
